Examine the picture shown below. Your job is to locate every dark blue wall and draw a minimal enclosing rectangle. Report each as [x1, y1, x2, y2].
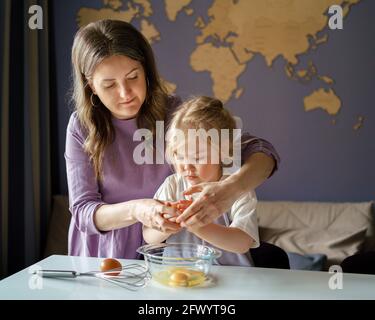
[51, 0, 375, 202]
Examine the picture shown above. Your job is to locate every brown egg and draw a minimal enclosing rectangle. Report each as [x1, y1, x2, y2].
[100, 258, 122, 276]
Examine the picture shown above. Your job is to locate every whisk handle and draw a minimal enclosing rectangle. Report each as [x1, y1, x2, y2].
[34, 270, 78, 278]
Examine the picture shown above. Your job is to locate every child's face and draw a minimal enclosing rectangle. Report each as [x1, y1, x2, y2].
[173, 141, 222, 185]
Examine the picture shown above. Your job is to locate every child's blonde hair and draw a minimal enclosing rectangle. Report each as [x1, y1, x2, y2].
[166, 96, 238, 167]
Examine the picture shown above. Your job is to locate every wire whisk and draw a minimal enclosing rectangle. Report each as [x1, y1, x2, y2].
[34, 263, 151, 291]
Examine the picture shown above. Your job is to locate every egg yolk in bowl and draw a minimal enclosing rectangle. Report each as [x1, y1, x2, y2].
[154, 267, 206, 287]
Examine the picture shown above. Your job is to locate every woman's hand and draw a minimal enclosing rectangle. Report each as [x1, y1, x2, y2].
[175, 179, 243, 228]
[133, 199, 181, 233]
[175, 152, 275, 229]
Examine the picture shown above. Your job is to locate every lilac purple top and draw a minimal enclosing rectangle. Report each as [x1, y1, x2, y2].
[65, 96, 280, 258]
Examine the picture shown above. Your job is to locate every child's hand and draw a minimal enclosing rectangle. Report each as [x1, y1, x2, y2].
[163, 200, 193, 222]
[158, 199, 194, 235]
[159, 201, 178, 217]
[176, 199, 193, 213]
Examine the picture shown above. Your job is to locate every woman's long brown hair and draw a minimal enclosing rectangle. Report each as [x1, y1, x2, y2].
[71, 19, 168, 181]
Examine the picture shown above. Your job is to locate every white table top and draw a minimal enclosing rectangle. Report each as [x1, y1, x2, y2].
[0, 255, 374, 300]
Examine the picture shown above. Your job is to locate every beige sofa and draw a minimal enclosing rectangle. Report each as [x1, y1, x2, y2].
[45, 196, 374, 270]
[257, 201, 375, 269]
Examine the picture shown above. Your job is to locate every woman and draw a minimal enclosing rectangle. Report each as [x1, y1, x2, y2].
[66, 19, 280, 258]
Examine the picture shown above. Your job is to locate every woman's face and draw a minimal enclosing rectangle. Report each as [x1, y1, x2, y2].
[90, 55, 147, 120]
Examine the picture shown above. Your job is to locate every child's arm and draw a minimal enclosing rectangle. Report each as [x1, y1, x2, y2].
[142, 225, 175, 244]
[188, 224, 255, 254]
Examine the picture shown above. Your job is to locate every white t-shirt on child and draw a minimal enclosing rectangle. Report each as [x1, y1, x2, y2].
[154, 173, 260, 249]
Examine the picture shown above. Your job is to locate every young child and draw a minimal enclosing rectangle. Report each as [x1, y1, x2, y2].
[143, 96, 260, 266]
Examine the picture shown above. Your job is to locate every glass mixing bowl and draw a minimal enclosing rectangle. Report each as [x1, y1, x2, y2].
[137, 243, 221, 287]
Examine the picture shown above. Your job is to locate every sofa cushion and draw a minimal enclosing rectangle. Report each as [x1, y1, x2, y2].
[287, 252, 327, 271]
[257, 201, 374, 268]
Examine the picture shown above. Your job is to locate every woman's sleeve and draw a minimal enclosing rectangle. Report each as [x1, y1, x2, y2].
[241, 133, 281, 177]
[65, 113, 106, 235]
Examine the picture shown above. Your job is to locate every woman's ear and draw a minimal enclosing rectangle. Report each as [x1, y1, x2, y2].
[87, 79, 96, 95]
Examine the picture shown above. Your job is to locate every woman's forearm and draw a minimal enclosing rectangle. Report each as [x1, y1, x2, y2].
[190, 224, 254, 254]
[93, 200, 140, 231]
[226, 152, 275, 194]
[94, 199, 182, 233]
